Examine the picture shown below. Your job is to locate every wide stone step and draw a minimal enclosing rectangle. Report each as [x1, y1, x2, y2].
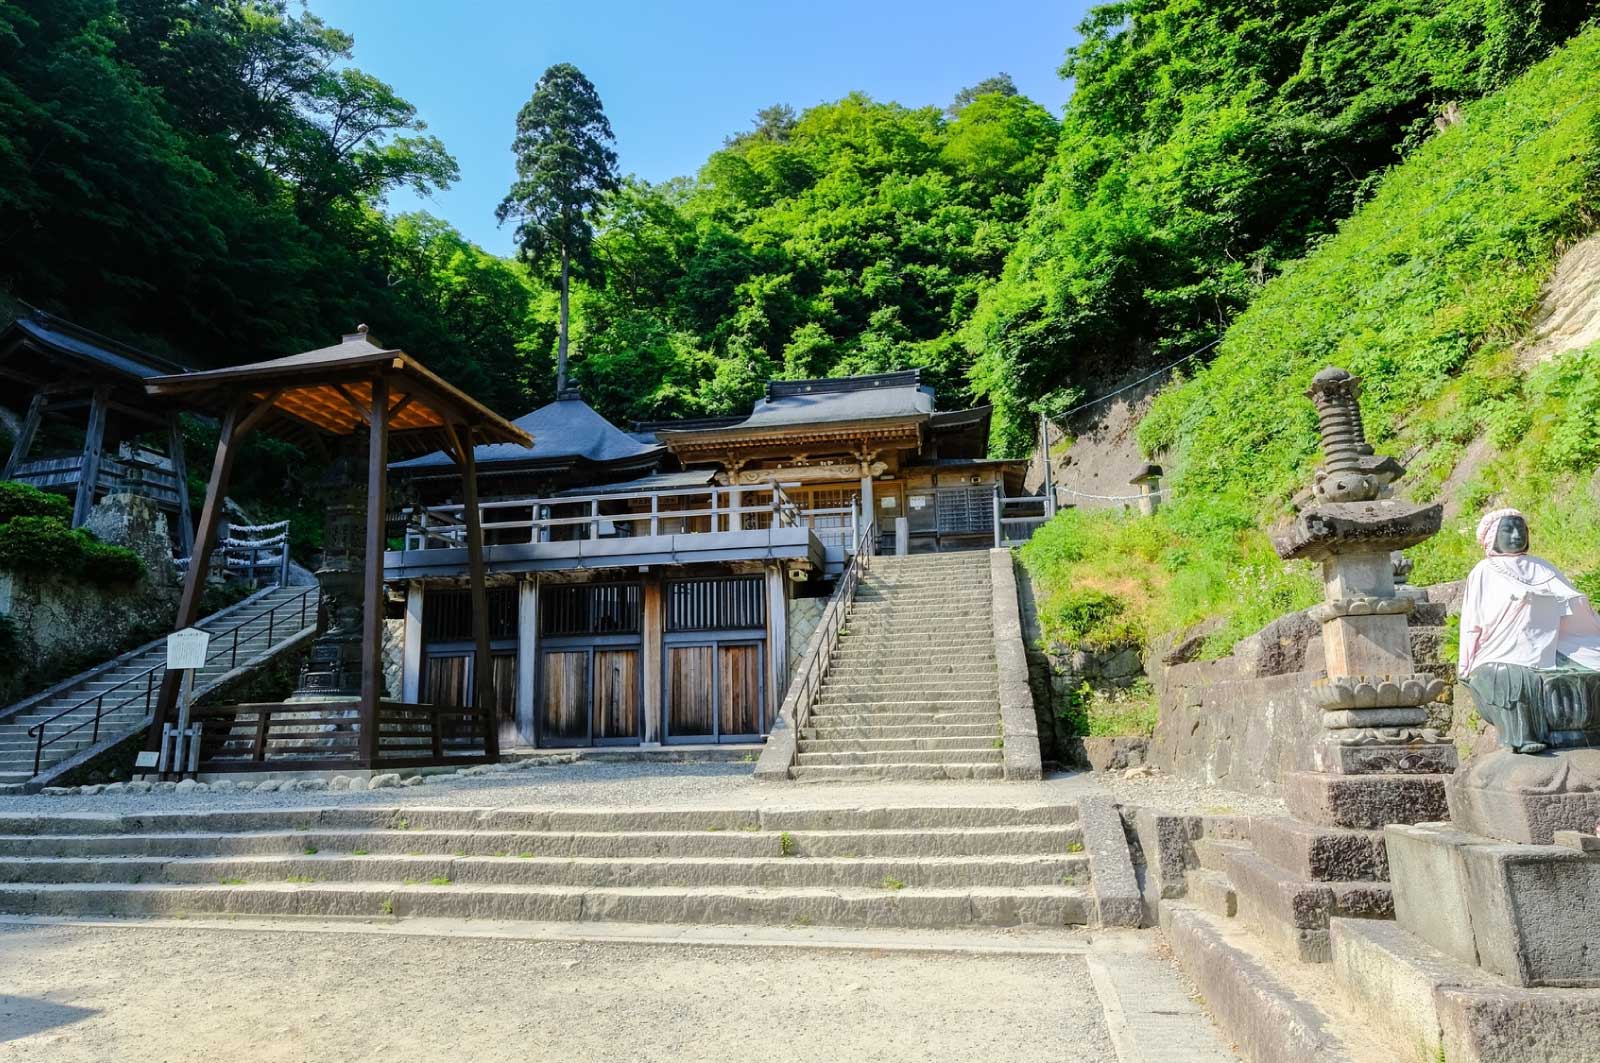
[804, 711, 999, 729]
[0, 822, 1082, 860]
[0, 880, 1091, 928]
[796, 735, 1006, 753]
[826, 661, 997, 678]
[802, 722, 999, 740]
[817, 690, 997, 706]
[816, 683, 998, 698]
[789, 763, 1006, 782]
[831, 648, 995, 663]
[0, 802, 1079, 836]
[795, 748, 1004, 767]
[0, 850, 1085, 890]
[806, 699, 998, 715]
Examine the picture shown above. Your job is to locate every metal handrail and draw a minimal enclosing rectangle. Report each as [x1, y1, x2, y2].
[789, 514, 878, 737]
[26, 584, 318, 775]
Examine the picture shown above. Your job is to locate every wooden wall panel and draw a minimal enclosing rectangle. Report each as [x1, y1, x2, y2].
[718, 644, 761, 736]
[540, 650, 588, 741]
[666, 645, 715, 737]
[593, 649, 639, 741]
[422, 655, 469, 707]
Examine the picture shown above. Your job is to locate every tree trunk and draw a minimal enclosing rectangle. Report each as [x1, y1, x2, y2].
[557, 246, 570, 393]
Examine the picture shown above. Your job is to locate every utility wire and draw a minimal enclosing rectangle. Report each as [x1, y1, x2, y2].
[1046, 338, 1219, 427]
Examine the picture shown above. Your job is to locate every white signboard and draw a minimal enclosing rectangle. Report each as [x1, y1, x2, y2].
[134, 750, 160, 768]
[166, 627, 211, 670]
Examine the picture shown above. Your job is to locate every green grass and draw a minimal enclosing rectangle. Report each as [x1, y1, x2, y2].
[428, 876, 452, 887]
[218, 877, 246, 886]
[879, 876, 907, 891]
[779, 832, 797, 857]
[1023, 29, 1600, 664]
[285, 875, 315, 884]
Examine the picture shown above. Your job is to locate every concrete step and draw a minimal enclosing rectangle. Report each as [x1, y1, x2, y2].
[0, 851, 1087, 890]
[0, 823, 1083, 860]
[796, 735, 1005, 753]
[0, 880, 1091, 928]
[1220, 846, 1393, 964]
[1161, 902, 1397, 1063]
[788, 763, 1006, 782]
[804, 711, 999, 729]
[816, 690, 997, 706]
[817, 679, 998, 693]
[804, 699, 998, 715]
[795, 748, 1004, 767]
[802, 722, 999, 740]
[1184, 868, 1238, 918]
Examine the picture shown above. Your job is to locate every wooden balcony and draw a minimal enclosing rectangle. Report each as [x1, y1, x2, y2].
[384, 482, 841, 581]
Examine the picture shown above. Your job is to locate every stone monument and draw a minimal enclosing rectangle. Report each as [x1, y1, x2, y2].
[1271, 366, 1457, 826]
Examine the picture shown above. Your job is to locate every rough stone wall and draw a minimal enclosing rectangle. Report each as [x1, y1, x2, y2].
[786, 595, 827, 679]
[382, 618, 404, 700]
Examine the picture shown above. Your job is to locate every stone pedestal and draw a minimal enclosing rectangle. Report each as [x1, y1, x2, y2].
[1387, 820, 1600, 988]
[1448, 748, 1600, 845]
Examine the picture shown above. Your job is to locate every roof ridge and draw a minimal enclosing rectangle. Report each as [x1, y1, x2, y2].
[764, 370, 922, 401]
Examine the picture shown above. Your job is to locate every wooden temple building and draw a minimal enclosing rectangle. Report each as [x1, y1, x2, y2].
[0, 311, 194, 552]
[386, 369, 1028, 751]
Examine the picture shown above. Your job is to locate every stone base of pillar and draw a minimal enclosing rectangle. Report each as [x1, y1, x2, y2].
[1309, 736, 1459, 775]
[1283, 770, 1451, 830]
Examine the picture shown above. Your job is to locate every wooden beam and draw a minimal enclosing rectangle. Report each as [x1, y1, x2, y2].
[234, 388, 285, 439]
[333, 383, 373, 426]
[641, 572, 663, 745]
[456, 423, 497, 761]
[166, 412, 194, 558]
[358, 375, 390, 766]
[4, 393, 45, 479]
[71, 385, 111, 527]
[146, 397, 249, 752]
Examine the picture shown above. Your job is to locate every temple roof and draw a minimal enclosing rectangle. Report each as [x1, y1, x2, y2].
[392, 388, 662, 474]
[660, 371, 935, 443]
[2, 310, 188, 383]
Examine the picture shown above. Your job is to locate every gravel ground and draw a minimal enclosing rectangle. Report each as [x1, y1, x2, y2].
[0, 763, 1284, 818]
[0, 922, 1118, 1063]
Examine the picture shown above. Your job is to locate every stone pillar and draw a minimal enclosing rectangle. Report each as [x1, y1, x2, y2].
[1271, 367, 1456, 821]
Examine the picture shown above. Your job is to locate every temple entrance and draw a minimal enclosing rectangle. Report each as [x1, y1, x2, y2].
[535, 582, 643, 746]
[662, 575, 766, 743]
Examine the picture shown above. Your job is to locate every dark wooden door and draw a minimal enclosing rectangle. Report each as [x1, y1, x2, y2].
[665, 644, 716, 738]
[718, 643, 762, 737]
[593, 648, 640, 742]
[539, 650, 588, 744]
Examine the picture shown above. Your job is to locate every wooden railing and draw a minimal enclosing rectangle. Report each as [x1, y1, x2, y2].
[402, 482, 826, 550]
[190, 699, 491, 772]
[788, 517, 877, 738]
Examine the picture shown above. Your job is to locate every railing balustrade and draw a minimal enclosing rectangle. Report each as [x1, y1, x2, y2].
[786, 517, 877, 739]
[401, 481, 865, 555]
[25, 585, 317, 775]
[993, 491, 1053, 547]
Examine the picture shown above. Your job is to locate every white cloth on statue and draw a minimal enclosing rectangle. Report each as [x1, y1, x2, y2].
[1458, 553, 1600, 676]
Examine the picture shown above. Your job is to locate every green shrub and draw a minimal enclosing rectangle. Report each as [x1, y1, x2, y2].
[0, 481, 71, 525]
[0, 515, 146, 585]
[76, 536, 146, 585]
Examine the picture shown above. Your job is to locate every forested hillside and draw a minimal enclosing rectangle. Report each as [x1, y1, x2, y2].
[5, 0, 1593, 439]
[1022, 25, 1600, 664]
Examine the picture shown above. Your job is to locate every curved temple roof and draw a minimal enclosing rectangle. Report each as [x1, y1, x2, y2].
[392, 389, 662, 473]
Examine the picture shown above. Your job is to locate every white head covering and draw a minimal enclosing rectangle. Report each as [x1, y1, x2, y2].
[1476, 507, 1525, 555]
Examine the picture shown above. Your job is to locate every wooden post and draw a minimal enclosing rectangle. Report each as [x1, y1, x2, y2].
[146, 398, 250, 750]
[4, 393, 45, 479]
[358, 375, 390, 766]
[1039, 412, 1057, 517]
[641, 572, 663, 746]
[765, 564, 787, 723]
[992, 485, 1003, 549]
[516, 576, 538, 746]
[401, 583, 424, 703]
[457, 424, 497, 761]
[71, 385, 110, 527]
[166, 412, 194, 558]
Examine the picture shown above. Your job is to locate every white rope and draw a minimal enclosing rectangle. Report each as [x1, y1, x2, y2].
[221, 535, 287, 548]
[1056, 485, 1173, 503]
[224, 520, 289, 533]
[1045, 341, 1218, 428]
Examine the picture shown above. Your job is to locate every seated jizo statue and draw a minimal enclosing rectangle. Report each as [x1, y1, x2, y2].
[1458, 508, 1600, 753]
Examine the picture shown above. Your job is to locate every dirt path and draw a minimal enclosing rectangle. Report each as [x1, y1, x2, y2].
[0, 922, 1121, 1063]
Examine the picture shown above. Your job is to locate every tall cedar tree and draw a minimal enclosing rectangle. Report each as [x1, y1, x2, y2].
[497, 64, 619, 391]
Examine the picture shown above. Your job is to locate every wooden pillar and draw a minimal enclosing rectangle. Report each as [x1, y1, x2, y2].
[4, 393, 45, 479]
[71, 385, 110, 527]
[357, 376, 390, 766]
[457, 424, 497, 761]
[166, 412, 194, 558]
[859, 469, 875, 540]
[516, 576, 538, 746]
[765, 564, 788, 725]
[146, 398, 250, 749]
[641, 572, 663, 746]
[401, 582, 424, 703]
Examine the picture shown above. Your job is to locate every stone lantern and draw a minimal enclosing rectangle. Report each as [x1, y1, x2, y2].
[1128, 463, 1163, 516]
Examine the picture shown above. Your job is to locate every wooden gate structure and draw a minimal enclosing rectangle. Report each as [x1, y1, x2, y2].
[139, 326, 529, 773]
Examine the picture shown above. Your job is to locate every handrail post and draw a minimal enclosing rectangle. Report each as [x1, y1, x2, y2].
[650, 492, 659, 537]
[590, 499, 600, 540]
[992, 486, 1002, 549]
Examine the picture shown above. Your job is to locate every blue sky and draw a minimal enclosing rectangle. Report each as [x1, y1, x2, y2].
[315, 0, 1092, 256]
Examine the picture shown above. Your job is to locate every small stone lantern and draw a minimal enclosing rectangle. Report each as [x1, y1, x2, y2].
[1129, 463, 1163, 516]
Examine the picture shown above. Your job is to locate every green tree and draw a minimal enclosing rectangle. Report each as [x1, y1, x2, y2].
[947, 72, 1018, 116]
[497, 63, 620, 392]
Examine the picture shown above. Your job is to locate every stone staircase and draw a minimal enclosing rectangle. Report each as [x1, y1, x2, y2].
[0, 584, 317, 789]
[0, 802, 1109, 928]
[795, 551, 1003, 782]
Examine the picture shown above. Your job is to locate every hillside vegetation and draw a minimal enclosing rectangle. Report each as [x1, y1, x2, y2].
[1022, 26, 1600, 659]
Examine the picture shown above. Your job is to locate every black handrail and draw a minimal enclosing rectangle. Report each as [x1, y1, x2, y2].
[26, 585, 317, 775]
